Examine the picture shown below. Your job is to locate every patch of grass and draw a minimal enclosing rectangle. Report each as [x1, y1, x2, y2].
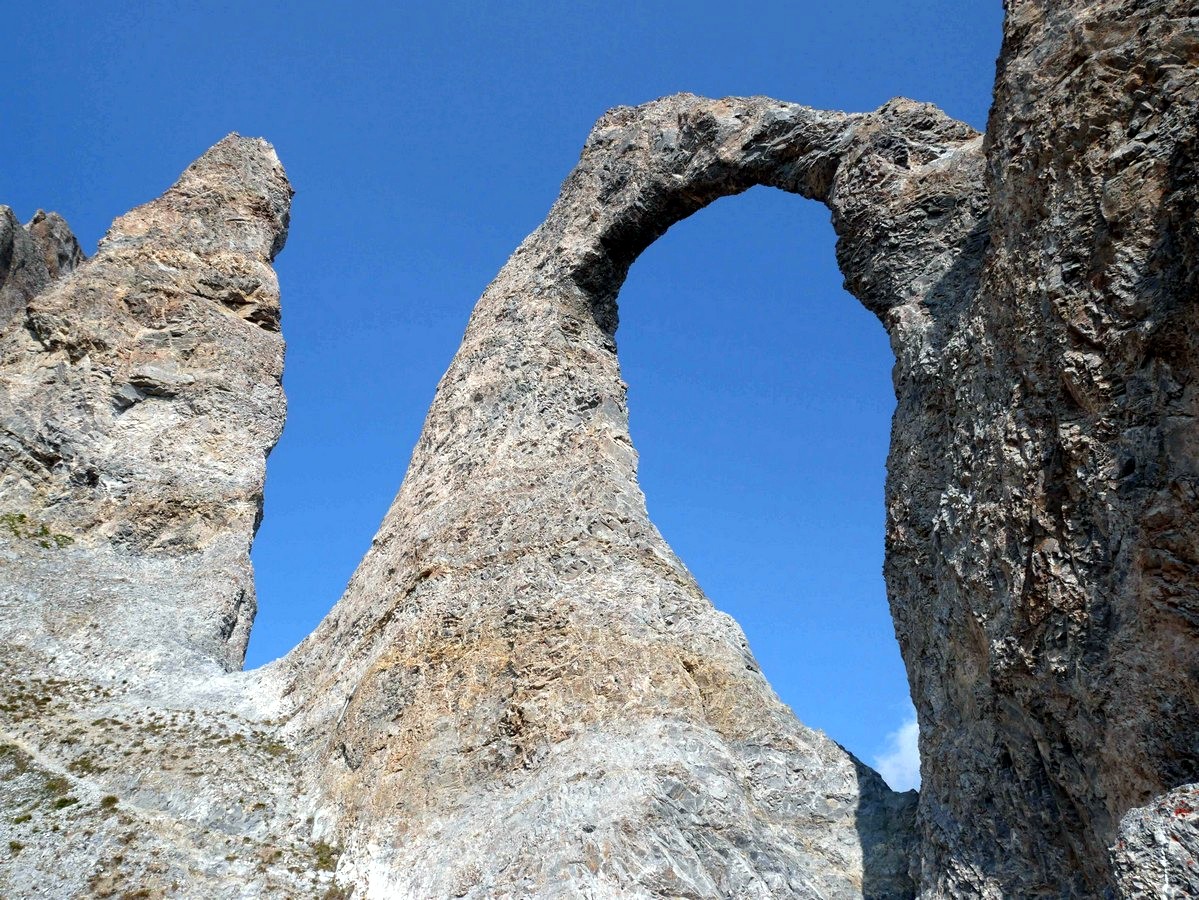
[43, 775, 70, 795]
[12, 813, 32, 824]
[100, 795, 119, 809]
[312, 840, 341, 872]
[261, 740, 288, 758]
[8, 840, 23, 855]
[68, 755, 102, 776]
[0, 742, 31, 776]
[51, 796, 79, 810]
[1, 512, 27, 537]
[0, 512, 74, 550]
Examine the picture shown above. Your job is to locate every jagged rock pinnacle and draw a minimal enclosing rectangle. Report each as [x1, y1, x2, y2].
[0, 207, 83, 326]
[1, 133, 292, 679]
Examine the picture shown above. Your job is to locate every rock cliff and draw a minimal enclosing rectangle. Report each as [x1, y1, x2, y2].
[0, 138, 329, 898]
[889, 1, 1199, 893]
[1, 1, 1196, 897]
[0, 207, 83, 326]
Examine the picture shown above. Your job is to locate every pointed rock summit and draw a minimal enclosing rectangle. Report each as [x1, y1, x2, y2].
[0, 207, 83, 325]
[0, 134, 292, 679]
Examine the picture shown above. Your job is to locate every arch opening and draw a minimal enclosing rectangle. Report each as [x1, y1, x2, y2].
[613, 184, 919, 787]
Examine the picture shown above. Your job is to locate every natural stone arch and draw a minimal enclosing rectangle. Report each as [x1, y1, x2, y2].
[6, 2, 1196, 893]
[280, 94, 985, 898]
[611, 181, 905, 779]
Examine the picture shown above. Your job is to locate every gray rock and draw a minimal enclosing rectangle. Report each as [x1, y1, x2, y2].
[888, 3, 1199, 894]
[1112, 784, 1199, 898]
[0, 135, 318, 899]
[0, 207, 82, 327]
[26, 210, 84, 282]
[0, 133, 292, 679]
[2, 1, 1198, 897]
[279, 94, 965, 899]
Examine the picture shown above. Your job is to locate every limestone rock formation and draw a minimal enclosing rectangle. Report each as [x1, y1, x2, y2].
[0, 135, 291, 679]
[2, 1, 1198, 897]
[0, 137, 332, 898]
[277, 94, 980, 898]
[0, 207, 83, 326]
[886, 3, 1199, 894]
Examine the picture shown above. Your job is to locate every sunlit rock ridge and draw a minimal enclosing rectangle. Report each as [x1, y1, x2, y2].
[1, 1, 1196, 897]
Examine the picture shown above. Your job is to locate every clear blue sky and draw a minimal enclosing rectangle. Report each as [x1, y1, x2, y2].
[3, 1, 1003, 788]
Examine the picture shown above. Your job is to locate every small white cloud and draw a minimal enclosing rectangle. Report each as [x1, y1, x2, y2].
[874, 711, 921, 792]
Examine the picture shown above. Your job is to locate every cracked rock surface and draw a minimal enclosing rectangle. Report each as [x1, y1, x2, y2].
[0, 137, 330, 898]
[278, 95, 973, 899]
[2, 1, 1198, 897]
[0, 207, 83, 327]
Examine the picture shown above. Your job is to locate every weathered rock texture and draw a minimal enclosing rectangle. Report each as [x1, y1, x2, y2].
[0, 135, 291, 679]
[0, 207, 83, 326]
[1112, 783, 1199, 897]
[275, 93, 989, 898]
[0, 138, 334, 899]
[2, 1, 1198, 897]
[886, 2, 1199, 894]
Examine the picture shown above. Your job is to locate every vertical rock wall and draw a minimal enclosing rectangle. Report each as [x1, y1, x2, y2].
[0, 135, 292, 678]
[882, 2, 1199, 894]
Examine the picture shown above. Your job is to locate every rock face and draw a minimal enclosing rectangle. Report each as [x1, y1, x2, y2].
[0, 138, 335, 899]
[1112, 783, 1199, 897]
[0, 135, 291, 679]
[885, 2, 1199, 894]
[280, 96, 956, 899]
[0, 207, 83, 326]
[2, 2, 1198, 898]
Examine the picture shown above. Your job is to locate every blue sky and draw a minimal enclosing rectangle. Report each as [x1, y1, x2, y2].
[3, 1, 1003, 788]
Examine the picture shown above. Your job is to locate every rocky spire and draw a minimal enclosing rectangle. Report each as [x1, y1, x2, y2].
[0, 134, 293, 678]
[0, 207, 83, 327]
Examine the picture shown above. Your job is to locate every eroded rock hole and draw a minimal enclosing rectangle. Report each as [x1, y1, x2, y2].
[614, 186, 919, 787]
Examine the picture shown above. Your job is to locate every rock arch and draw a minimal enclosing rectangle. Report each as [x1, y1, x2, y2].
[279, 94, 983, 897]
[2, 1, 1197, 896]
